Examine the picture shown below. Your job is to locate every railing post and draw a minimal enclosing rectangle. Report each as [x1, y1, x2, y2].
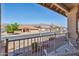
[54, 33, 56, 54]
[5, 39, 8, 56]
[54, 33, 56, 38]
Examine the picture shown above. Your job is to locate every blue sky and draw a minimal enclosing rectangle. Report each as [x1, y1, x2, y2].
[1, 3, 67, 27]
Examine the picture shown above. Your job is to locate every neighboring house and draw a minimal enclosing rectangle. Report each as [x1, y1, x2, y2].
[18, 25, 39, 33]
[38, 25, 51, 32]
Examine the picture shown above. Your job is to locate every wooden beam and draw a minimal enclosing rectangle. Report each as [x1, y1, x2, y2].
[53, 3, 70, 13]
[38, 3, 68, 17]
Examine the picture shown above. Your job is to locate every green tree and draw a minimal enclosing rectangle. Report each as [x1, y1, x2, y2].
[11, 23, 19, 31]
[5, 23, 19, 33]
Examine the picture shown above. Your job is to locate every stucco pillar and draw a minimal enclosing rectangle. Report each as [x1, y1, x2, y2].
[67, 6, 78, 42]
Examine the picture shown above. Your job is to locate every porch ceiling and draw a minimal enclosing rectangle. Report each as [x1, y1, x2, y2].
[39, 3, 79, 18]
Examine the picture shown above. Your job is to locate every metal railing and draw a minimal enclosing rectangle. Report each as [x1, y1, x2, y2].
[2, 32, 66, 56]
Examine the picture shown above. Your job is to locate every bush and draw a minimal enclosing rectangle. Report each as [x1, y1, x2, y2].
[31, 42, 38, 52]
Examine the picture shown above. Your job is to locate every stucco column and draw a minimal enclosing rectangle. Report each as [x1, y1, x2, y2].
[67, 6, 78, 42]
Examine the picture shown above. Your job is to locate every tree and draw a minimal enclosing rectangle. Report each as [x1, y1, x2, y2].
[5, 23, 19, 33]
[11, 23, 19, 31]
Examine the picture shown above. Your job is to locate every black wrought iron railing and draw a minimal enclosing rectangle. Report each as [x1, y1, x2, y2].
[2, 32, 67, 56]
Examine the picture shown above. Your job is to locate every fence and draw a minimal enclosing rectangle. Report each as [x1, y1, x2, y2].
[2, 32, 66, 56]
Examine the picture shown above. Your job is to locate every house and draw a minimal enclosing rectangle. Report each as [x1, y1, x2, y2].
[39, 26, 51, 32]
[18, 25, 39, 33]
[35, 24, 51, 32]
